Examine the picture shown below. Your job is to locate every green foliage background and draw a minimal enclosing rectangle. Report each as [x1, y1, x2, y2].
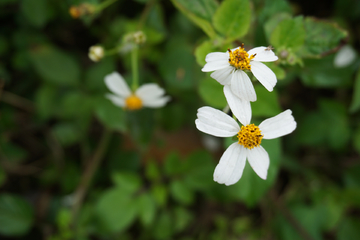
[0, 0, 360, 239]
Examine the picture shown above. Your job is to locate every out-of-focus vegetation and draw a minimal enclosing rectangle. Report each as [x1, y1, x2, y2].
[0, 0, 360, 239]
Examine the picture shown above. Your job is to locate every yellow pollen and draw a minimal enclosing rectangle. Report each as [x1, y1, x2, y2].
[228, 43, 256, 70]
[237, 124, 263, 149]
[125, 95, 142, 110]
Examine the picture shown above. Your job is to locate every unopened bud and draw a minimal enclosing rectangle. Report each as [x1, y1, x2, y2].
[88, 45, 104, 62]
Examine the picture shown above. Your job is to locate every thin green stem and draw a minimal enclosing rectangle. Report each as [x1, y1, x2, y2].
[131, 45, 139, 91]
[96, 0, 118, 12]
[71, 129, 112, 224]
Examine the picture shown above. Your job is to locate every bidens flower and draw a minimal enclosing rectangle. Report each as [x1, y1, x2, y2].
[202, 44, 278, 102]
[105, 72, 170, 110]
[195, 86, 296, 185]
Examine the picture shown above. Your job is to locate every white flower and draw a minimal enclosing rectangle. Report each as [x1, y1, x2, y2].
[89, 45, 104, 62]
[202, 44, 278, 102]
[195, 85, 296, 185]
[334, 45, 357, 68]
[105, 72, 170, 110]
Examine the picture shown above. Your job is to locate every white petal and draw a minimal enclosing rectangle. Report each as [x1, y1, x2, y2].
[105, 93, 125, 107]
[210, 66, 234, 85]
[247, 47, 278, 62]
[105, 72, 131, 97]
[259, 109, 297, 139]
[247, 146, 269, 180]
[202, 60, 230, 72]
[250, 61, 277, 92]
[230, 70, 257, 102]
[142, 96, 170, 108]
[205, 52, 228, 62]
[195, 106, 239, 137]
[135, 83, 165, 101]
[213, 143, 247, 186]
[223, 85, 251, 126]
[334, 45, 357, 68]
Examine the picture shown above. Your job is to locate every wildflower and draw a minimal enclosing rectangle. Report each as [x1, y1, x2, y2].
[195, 86, 296, 185]
[202, 44, 278, 102]
[105, 72, 170, 110]
[69, 3, 96, 19]
[88, 45, 104, 62]
[334, 45, 357, 68]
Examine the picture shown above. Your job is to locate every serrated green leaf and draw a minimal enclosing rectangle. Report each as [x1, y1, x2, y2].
[171, 0, 217, 38]
[0, 194, 34, 236]
[301, 17, 348, 58]
[96, 188, 138, 233]
[350, 68, 360, 113]
[270, 16, 305, 50]
[198, 77, 227, 108]
[29, 46, 80, 86]
[213, 0, 251, 39]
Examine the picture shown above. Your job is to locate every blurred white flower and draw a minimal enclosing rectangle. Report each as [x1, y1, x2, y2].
[334, 45, 357, 68]
[89, 45, 104, 62]
[195, 86, 296, 185]
[202, 44, 278, 102]
[105, 72, 170, 110]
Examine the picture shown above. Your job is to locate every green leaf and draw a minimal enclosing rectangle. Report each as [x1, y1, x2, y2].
[337, 218, 360, 240]
[35, 84, 58, 120]
[259, 0, 292, 23]
[94, 97, 126, 132]
[52, 122, 82, 147]
[29, 46, 80, 86]
[96, 188, 138, 233]
[198, 77, 227, 108]
[111, 172, 142, 193]
[85, 58, 116, 92]
[170, 180, 194, 205]
[195, 40, 217, 66]
[152, 211, 173, 239]
[213, 0, 251, 40]
[229, 138, 282, 207]
[350, 68, 360, 113]
[136, 193, 156, 226]
[353, 126, 360, 155]
[171, 0, 217, 38]
[151, 184, 168, 207]
[251, 85, 281, 117]
[0, 194, 34, 236]
[270, 16, 305, 50]
[21, 0, 50, 28]
[301, 17, 348, 58]
[264, 12, 292, 42]
[174, 207, 193, 232]
[164, 152, 183, 176]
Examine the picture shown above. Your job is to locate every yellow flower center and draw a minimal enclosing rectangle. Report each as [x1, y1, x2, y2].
[237, 124, 263, 149]
[125, 95, 142, 110]
[228, 43, 256, 70]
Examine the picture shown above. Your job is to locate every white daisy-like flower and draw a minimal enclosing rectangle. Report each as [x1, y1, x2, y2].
[195, 85, 296, 185]
[105, 72, 170, 110]
[202, 44, 279, 102]
[89, 45, 104, 62]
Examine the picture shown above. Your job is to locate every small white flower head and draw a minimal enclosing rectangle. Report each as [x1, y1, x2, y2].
[105, 72, 170, 111]
[334, 45, 357, 68]
[195, 86, 296, 185]
[202, 43, 279, 102]
[89, 45, 104, 62]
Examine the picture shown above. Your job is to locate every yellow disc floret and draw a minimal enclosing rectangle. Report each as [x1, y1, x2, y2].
[237, 124, 263, 149]
[125, 95, 142, 110]
[228, 43, 256, 70]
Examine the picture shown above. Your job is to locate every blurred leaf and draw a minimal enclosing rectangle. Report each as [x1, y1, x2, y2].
[229, 138, 281, 206]
[265, 62, 286, 80]
[85, 58, 115, 92]
[0, 167, 6, 187]
[251, 85, 281, 117]
[52, 122, 82, 147]
[171, 0, 217, 38]
[35, 84, 58, 119]
[21, 0, 50, 28]
[137, 193, 156, 226]
[94, 97, 126, 132]
[170, 180, 194, 205]
[174, 207, 193, 232]
[0, 194, 34, 236]
[350, 68, 360, 113]
[337, 218, 360, 240]
[270, 16, 305, 50]
[263, 12, 292, 42]
[213, 0, 251, 40]
[300, 55, 353, 88]
[0, 141, 28, 163]
[29, 46, 80, 86]
[259, 0, 292, 23]
[354, 126, 360, 155]
[152, 211, 173, 240]
[151, 184, 168, 207]
[164, 152, 183, 176]
[195, 39, 217, 66]
[96, 188, 138, 233]
[60, 162, 80, 193]
[198, 77, 227, 108]
[111, 172, 142, 193]
[146, 160, 161, 181]
[301, 17, 348, 58]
